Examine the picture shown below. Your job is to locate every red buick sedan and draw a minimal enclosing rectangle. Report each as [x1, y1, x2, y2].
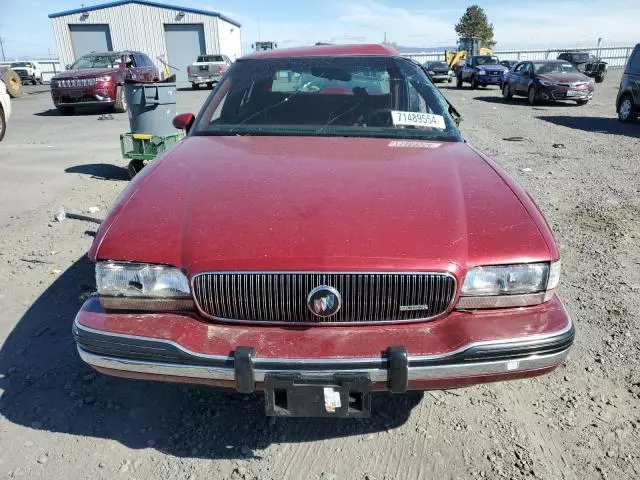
[74, 44, 573, 418]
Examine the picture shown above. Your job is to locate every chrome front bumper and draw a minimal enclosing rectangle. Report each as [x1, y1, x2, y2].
[74, 317, 573, 391]
[189, 76, 221, 84]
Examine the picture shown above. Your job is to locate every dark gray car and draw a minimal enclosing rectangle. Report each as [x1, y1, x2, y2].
[616, 44, 640, 123]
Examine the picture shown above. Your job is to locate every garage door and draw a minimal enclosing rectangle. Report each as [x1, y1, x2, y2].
[164, 24, 206, 82]
[69, 24, 113, 60]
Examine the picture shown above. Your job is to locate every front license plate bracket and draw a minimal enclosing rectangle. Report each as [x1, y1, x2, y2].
[265, 374, 372, 418]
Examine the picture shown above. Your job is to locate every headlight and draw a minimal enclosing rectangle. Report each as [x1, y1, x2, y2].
[428, 70, 435, 75]
[456, 261, 560, 309]
[448, 70, 454, 76]
[539, 80, 552, 87]
[96, 76, 113, 82]
[96, 262, 193, 311]
[478, 70, 486, 75]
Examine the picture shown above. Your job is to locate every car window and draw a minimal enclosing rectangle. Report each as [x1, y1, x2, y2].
[474, 56, 500, 66]
[194, 56, 461, 142]
[71, 54, 121, 69]
[533, 62, 579, 74]
[629, 50, 640, 72]
[198, 55, 225, 62]
[513, 63, 524, 73]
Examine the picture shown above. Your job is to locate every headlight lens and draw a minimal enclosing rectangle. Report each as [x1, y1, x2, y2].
[539, 80, 552, 86]
[456, 261, 560, 309]
[478, 69, 486, 75]
[96, 262, 193, 311]
[96, 76, 113, 82]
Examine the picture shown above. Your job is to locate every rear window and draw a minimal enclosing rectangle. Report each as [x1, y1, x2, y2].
[193, 56, 461, 142]
[198, 55, 225, 62]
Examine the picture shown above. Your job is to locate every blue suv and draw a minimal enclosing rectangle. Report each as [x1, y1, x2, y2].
[457, 55, 509, 89]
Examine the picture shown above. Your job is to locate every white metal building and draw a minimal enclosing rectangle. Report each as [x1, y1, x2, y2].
[49, 0, 242, 81]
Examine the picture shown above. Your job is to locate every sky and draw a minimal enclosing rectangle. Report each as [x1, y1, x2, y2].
[1, 0, 639, 59]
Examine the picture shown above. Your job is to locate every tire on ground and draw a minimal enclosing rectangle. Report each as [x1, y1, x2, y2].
[0, 106, 6, 142]
[2, 70, 23, 98]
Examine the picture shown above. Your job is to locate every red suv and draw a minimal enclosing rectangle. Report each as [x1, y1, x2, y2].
[50, 51, 159, 115]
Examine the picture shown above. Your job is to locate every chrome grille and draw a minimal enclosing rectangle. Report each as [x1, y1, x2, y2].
[192, 272, 456, 324]
[55, 78, 97, 88]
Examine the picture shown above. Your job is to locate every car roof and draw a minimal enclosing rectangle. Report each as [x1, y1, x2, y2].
[82, 51, 142, 56]
[530, 60, 570, 63]
[242, 44, 399, 60]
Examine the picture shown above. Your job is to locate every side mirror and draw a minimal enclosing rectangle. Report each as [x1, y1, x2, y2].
[173, 113, 195, 132]
[65, 64, 71, 70]
[523, 70, 530, 77]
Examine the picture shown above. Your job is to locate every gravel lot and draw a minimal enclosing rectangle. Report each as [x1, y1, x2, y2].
[0, 72, 638, 480]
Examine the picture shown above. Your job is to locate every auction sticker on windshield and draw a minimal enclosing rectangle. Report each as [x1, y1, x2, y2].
[391, 111, 446, 129]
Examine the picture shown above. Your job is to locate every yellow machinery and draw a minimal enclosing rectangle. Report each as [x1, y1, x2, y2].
[445, 37, 493, 69]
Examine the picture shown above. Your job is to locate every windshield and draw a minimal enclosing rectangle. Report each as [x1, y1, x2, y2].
[70, 54, 121, 69]
[474, 56, 500, 66]
[426, 62, 448, 69]
[572, 53, 593, 63]
[198, 55, 225, 62]
[534, 62, 579, 74]
[11, 62, 31, 68]
[193, 56, 461, 141]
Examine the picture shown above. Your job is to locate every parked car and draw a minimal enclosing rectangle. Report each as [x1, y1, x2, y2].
[50, 51, 159, 115]
[502, 60, 594, 106]
[9, 61, 43, 85]
[616, 43, 640, 123]
[73, 44, 573, 418]
[558, 51, 607, 83]
[187, 54, 232, 89]
[0, 74, 11, 142]
[423, 61, 454, 83]
[457, 55, 509, 89]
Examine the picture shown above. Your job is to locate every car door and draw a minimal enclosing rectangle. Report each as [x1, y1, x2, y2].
[462, 57, 474, 80]
[507, 63, 523, 92]
[628, 47, 640, 109]
[510, 63, 526, 94]
[142, 54, 157, 81]
[517, 63, 534, 94]
[133, 54, 150, 81]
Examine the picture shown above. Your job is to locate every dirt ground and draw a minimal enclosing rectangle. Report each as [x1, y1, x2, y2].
[0, 73, 638, 480]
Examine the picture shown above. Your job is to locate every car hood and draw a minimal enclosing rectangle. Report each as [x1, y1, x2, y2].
[538, 72, 590, 84]
[53, 68, 119, 79]
[92, 136, 553, 273]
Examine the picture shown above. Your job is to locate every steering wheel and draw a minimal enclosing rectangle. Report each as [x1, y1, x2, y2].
[365, 108, 394, 127]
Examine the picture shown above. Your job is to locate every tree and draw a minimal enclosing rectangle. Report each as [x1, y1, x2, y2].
[455, 5, 495, 48]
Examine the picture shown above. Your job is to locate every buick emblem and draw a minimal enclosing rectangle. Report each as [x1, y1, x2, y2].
[307, 285, 342, 318]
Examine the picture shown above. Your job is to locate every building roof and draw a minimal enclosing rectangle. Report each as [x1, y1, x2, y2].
[48, 0, 241, 27]
[243, 44, 399, 60]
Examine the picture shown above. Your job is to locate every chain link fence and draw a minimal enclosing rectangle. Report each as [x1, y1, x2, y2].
[404, 45, 636, 69]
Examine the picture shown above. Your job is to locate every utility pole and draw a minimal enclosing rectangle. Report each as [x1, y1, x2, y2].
[0, 37, 6, 62]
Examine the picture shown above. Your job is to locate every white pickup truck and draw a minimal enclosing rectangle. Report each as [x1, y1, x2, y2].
[187, 54, 232, 90]
[9, 61, 43, 85]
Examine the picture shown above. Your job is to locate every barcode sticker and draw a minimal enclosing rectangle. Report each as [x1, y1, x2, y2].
[391, 111, 446, 129]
